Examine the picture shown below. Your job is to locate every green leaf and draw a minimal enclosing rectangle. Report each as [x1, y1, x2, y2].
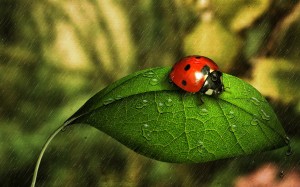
[67, 67, 287, 163]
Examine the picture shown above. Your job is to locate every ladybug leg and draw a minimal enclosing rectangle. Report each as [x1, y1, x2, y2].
[181, 92, 193, 103]
[197, 92, 205, 105]
[182, 92, 189, 100]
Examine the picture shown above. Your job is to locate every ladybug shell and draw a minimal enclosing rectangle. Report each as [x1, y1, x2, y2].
[169, 56, 219, 93]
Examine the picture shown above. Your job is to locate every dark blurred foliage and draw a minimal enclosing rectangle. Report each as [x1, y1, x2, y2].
[1, 0, 300, 186]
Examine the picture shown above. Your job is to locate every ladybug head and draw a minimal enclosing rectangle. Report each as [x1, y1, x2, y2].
[200, 70, 224, 96]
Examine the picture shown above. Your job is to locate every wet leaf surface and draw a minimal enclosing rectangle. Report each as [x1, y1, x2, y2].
[68, 67, 287, 163]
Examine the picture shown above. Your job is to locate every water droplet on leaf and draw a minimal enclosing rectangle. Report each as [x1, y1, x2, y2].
[103, 98, 115, 105]
[251, 118, 259, 126]
[165, 98, 173, 107]
[284, 136, 290, 145]
[143, 70, 155, 78]
[197, 141, 204, 152]
[260, 109, 270, 121]
[136, 104, 143, 109]
[136, 99, 149, 109]
[284, 137, 292, 156]
[199, 108, 208, 115]
[141, 124, 151, 140]
[228, 111, 235, 119]
[149, 78, 159, 86]
[285, 145, 292, 156]
[115, 95, 122, 100]
[250, 97, 260, 106]
[229, 124, 237, 132]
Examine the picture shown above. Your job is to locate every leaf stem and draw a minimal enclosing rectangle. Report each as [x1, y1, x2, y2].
[31, 120, 71, 187]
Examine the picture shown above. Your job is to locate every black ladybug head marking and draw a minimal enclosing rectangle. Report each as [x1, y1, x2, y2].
[200, 70, 224, 96]
[211, 71, 219, 81]
[184, 64, 190, 71]
[201, 65, 210, 75]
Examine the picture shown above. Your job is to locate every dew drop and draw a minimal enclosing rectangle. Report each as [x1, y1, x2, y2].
[250, 97, 260, 106]
[157, 102, 165, 114]
[251, 118, 259, 126]
[199, 108, 208, 115]
[115, 95, 122, 100]
[229, 124, 237, 132]
[136, 104, 144, 109]
[284, 136, 290, 145]
[144, 133, 151, 140]
[165, 98, 173, 107]
[149, 78, 159, 86]
[103, 98, 115, 105]
[260, 109, 270, 121]
[197, 141, 204, 152]
[141, 124, 151, 140]
[136, 99, 148, 109]
[286, 145, 292, 156]
[284, 136, 292, 156]
[228, 111, 235, 119]
[143, 70, 155, 78]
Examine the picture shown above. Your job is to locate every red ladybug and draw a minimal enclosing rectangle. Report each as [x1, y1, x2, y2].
[169, 55, 224, 96]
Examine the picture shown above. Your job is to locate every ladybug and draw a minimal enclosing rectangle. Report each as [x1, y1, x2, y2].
[169, 55, 224, 96]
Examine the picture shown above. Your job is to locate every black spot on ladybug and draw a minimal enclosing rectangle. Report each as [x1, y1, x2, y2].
[184, 64, 190, 71]
[182, 80, 187, 86]
[195, 56, 201, 59]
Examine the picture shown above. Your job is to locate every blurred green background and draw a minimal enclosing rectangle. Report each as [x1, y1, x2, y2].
[1, 0, 300, 186]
